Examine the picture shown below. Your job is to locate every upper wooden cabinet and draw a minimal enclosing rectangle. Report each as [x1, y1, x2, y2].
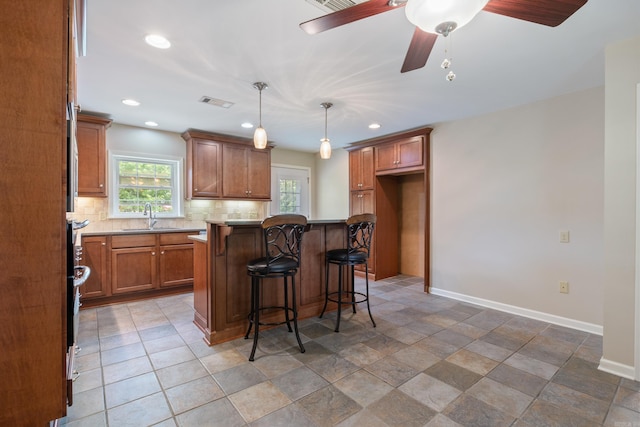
[182, 130, 271, 200]
[77, 114, 112, 197]
[187, 138, 222, 198]
[222, 144, 270, 199]
[349, 146, 374, 191]
[374, 136, 424, 174]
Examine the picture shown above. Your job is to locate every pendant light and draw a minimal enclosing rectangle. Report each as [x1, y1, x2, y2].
[252, 82, 268, 149]
[319, 102, 333, 160]
[404, 0, 489, 35]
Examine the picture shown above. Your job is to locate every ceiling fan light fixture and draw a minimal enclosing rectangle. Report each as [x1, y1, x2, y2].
[252, 82, 268, 149]
[405, 0, 489, 34]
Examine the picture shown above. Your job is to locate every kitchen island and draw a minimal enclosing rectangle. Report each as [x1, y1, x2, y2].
[191, 219, 347, 345]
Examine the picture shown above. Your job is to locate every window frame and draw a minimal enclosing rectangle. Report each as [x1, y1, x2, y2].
[108, 150, 184, 219]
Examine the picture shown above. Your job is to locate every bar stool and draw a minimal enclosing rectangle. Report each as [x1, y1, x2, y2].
[320, 213, 376, 332]
[245, 214, 307, 361]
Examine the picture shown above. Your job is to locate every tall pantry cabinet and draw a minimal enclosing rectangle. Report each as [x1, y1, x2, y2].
[0, 0, 73, 424]
[346, 128, 432, 288]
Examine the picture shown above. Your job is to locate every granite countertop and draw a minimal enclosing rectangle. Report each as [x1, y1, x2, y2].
[205, 219, 346, 226]
[188, 234, 207, 243]
[81, 228, 206, 237]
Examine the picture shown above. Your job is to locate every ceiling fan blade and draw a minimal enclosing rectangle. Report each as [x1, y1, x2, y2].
[483, 0, 588, 27]
[300, 0, 405, 35]
[401, 28, 438, 73]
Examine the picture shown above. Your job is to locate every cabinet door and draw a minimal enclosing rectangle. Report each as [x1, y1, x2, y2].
[350, 189, 374, 215]
[80, 236, 109, 299]
[246, 148, 271, 199]
[374, 143, 397, 172]
[349, 147, 375, 190]
[191, 139, 221, 198]
[77, 117, 109, 196]
[159, 243, 194, 288]
[192, 241, 208, 332]
[222, 144, 248, 198]
[396, 137, 423, 169]
[111, 247, 157, 294]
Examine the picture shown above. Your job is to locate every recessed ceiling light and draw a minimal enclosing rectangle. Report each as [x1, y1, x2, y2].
[145, 34, 171, 49]
[145, 121, 159, 127]
[369, 123, 381, 129]
[122, 98, 140, 106]
[241, 122, 254, 129]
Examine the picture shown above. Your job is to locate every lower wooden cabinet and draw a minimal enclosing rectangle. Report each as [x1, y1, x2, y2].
[80, 235, 109, 298]
[80, 231, 200, 305]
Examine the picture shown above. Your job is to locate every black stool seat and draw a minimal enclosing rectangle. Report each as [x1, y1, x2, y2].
[245, 214, 307, 361]
[320, 213, 377, 332]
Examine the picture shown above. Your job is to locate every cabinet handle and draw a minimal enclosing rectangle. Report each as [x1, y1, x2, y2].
[161, 251, 165, 255]
[101, 242, 106, 246]
[358, 194, 363, 198]
[194, 188, 198, 191]
[152, 252, 156, 256]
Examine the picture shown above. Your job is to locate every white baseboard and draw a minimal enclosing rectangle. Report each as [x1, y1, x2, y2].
[429, 287, 603, 335]
[599, 357, 637, 380]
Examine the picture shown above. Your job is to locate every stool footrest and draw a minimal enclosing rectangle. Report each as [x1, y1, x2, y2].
[326, 291, 369, 305]
[247, 306, 296, 327]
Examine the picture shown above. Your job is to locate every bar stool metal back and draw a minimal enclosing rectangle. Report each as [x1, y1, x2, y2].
[245, 214, 307, 361]
[320, 213, 377, 332]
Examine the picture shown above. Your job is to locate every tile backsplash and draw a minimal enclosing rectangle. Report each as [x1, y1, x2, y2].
[67, 198, 268, 234]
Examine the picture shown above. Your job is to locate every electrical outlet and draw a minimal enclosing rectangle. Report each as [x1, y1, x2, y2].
[99, 211, 107, 221]
[559, 281, 569, 293]
[186, 213, 193, 221]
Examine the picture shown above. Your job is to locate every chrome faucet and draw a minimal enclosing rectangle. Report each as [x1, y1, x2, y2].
[143, 202, 157, 230]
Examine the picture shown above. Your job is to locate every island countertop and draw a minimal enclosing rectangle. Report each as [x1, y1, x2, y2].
[205, 218, 347, 226]
[193, 219, 349, 345]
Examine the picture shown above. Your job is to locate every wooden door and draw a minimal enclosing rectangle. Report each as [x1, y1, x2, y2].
[159, 243, 194, 288]
[80, 236, 109, 298]
[111, 247, 157, 294]
[374, 142, 397, 172]
[396, 137, 423, 169]
[77, 116, 110, 196]
[191, 139, 221, 198]
[246, 148, 270, 199]
[192, 240, 208, 332]
[222, 144, 248, 198]
[349, 147, 374, 190]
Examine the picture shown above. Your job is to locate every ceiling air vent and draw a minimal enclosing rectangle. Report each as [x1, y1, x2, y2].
[199, 96, 234, 109]
[305, 0, 368, 13]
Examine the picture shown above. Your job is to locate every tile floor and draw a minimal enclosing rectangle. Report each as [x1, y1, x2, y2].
[63, 275, 640, 426]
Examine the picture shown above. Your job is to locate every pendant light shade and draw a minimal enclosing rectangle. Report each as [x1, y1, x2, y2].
[320, 138, 331, 159]
[405, 0, 489, 34]
[319, 102, 333, 160]
[252, 82, 268, 149]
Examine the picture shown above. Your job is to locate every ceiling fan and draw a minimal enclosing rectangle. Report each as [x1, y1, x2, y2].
[300, 0, 588, 73]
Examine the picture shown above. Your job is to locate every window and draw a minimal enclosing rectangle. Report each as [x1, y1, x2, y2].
[270, 166, 310, 217]
[109, 152, 182, 218]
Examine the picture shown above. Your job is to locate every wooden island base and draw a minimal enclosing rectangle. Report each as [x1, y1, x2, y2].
[191, 220, 350, 346]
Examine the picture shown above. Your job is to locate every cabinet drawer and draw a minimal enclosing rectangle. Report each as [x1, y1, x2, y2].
[111, 234, 156, 248]
[159, 232, 196, 245]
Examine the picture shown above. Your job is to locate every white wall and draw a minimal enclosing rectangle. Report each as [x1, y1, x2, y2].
[602, 35, 640, 378]
[431, 86, 605, 329]
[314, 148, 350, 220]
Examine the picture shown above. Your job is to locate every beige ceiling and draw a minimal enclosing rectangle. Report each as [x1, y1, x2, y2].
[77, 0, 640, 153]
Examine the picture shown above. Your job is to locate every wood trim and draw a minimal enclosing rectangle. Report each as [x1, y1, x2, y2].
[345, 126, 433, 151]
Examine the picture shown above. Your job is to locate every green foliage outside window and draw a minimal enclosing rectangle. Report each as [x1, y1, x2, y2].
[117, 160, 174, 213]
[279, 179, 301, 213]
